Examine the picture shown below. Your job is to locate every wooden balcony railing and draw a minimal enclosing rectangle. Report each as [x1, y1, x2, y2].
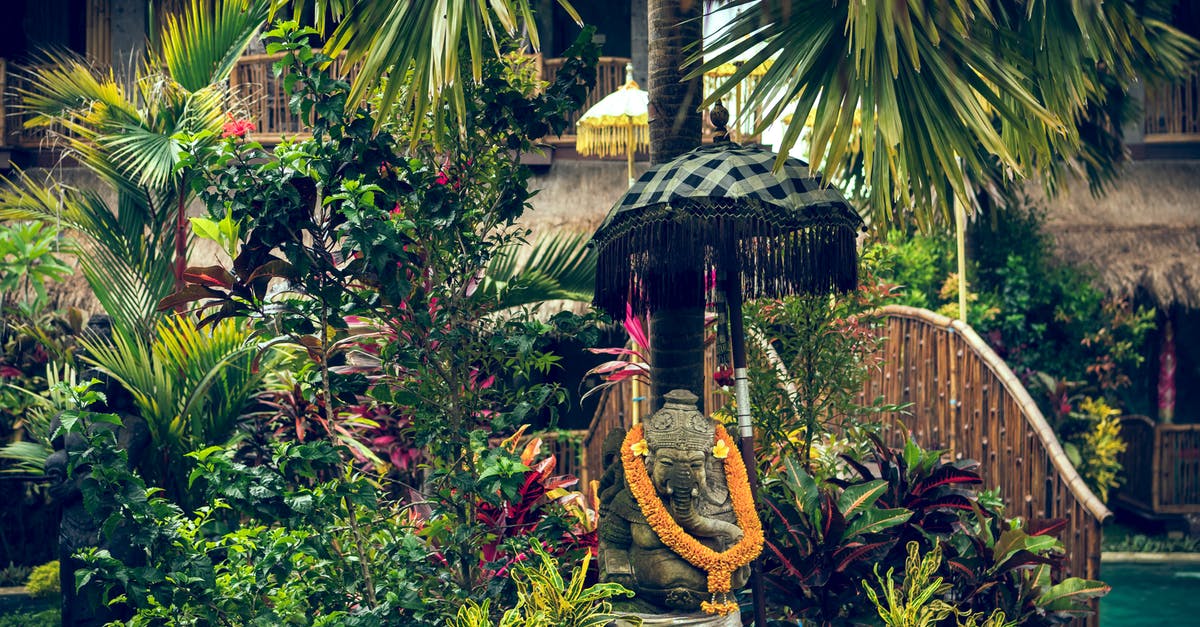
[1143, 62, 1200, 141]
[229, 52, 361, 144]
[227, 53, 630, 144]
[537, 55, 631, 142]
[1118, 416, 1200, 515]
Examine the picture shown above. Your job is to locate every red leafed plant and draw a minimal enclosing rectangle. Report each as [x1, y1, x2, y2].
[475, 429, 597, 576]
[581, 304, 650, 402]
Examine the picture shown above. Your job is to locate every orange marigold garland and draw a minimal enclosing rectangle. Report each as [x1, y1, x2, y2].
[621, 422, 763, 616]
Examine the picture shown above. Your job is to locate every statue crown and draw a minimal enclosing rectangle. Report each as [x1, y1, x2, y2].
[644, 389, 714, 452]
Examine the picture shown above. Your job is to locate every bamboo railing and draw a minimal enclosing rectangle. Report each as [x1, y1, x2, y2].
[1118, 416, 1200, 515]
[1144, 61, 1200, 141]
[861, 306, 1110, 627]
[583, 305, 1109, 626]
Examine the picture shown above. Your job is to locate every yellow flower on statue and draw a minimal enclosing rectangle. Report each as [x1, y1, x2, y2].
[630, 439, 649, 456]
[712, 438, 730, 459]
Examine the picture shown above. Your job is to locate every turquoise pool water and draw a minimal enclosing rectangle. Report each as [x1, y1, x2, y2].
[1101, 562, 1200, 626]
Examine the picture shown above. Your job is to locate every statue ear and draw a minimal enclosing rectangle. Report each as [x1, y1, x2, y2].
[703, 457, 730, 507]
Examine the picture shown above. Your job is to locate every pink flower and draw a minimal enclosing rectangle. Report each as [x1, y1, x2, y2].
[435, 172, 450, 186]
[0, 366, 22, 378]
[221, 114, 255, 139]
[390, 202, 403, 216]
[713, 366, 734, 387]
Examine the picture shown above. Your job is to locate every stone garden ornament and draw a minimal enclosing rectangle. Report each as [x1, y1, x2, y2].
[590, 105, 864, 622]
[599, 389, 760, 624]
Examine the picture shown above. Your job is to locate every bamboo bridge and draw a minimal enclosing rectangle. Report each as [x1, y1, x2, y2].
[581, 304, 1110, 627]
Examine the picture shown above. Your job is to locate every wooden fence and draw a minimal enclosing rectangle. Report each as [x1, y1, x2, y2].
[1144, 61, 1200, 141]
[1118, 416, 1200, 515]
[584, 304, 1109, 626]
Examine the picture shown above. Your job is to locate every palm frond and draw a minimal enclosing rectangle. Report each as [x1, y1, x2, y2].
[480, 231, 596, 309]
[292, 0, 579, 137]
[697, 0, 1198, 231]
[0, 441, 51, 475]
[156, 0, 270, 92]
[80, 314, 266, 498]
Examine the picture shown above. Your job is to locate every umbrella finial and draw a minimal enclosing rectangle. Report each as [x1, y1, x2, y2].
[623, 62, 638, 89]
[710, 101, 730, 143]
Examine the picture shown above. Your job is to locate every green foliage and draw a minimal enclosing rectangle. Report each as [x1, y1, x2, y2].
[80, 315, 267, 505]
[1104, 532, 1200, 554]
[0, 221, 71, 312]
[1070, 398, 1127, 503]
[24, 560, 58, 598]
[73, 417, 600, 625]
[0, 0, 268, 343]
[762, 436, 1108, 625]
[745, 249, 902, 469]
[273, 0, 582, 142]
[0, 609, 60, 627]
[0, 562, 32, 587]
[478, 231, 597, 309]
[865, 542, 1016, 627]
[863, 542, 955, 627]
[165, 19, 599, 488]
[871, 205, 1154, 500]
[698, 0, 1197, 230]
[454, 541, 635, 627]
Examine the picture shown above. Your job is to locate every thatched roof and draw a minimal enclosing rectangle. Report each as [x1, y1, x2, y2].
[520, 159, 643, 236]
[1038, 160, 1200, 309]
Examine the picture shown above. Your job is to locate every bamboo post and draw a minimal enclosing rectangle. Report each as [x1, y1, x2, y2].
[954, 194, 968, 323]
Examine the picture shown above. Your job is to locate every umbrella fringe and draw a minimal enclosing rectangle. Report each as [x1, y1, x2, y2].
[593, 208, 859, 317]
[576, 123, 650, 159]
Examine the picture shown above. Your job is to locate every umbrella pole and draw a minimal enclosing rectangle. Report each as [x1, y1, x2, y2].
[724, 253, 768, 626]
[626, 122, 635, 186]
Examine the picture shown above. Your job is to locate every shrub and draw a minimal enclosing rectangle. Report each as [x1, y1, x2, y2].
[0, 609, 60, 627]
[24, 560, 58, 598]
[0, 562, 31, 587]
[761, 436, 1109, 625]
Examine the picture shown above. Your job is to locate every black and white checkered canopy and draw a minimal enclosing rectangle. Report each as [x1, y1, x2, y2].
[591, 141, 864, 317]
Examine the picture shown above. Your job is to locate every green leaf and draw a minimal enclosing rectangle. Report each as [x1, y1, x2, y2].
[844, 507, 913, 538]
[837, 479, 888, 519]
[190, 216, 220, 242]
[1036, 578, 1111, 611]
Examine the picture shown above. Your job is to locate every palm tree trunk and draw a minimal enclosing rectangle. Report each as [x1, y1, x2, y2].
[647, 0, 704, 411]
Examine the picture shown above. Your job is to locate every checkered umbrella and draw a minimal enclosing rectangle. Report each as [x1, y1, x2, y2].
[590, 132, 863, 626]
[591, 139, 864, 318]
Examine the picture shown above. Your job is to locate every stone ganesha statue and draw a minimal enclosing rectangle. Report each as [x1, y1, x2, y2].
[598, 389, 762, 619]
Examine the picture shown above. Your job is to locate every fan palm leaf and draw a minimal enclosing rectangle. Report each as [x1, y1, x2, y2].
[698, 0, 1198, 230]
[158, 0, 271, 92]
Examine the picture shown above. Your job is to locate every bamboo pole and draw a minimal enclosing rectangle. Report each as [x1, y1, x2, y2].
[954, 195, 968, 323]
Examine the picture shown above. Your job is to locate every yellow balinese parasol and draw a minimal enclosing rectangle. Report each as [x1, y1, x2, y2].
[704, 59, 772, 141]
[576, 63, 648, 185]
